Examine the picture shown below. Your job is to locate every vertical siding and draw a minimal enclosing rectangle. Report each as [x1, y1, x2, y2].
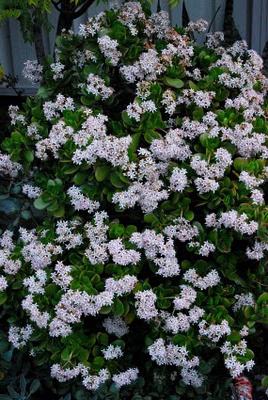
[0, 22, 13, 75]
[8, 19, 36, 90]
[233, 0, 252, 46]
[250, 0, 268, 53]
[0, 0, 267, 94]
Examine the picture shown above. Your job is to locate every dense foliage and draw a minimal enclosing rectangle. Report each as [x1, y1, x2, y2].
[0, 2, 268, 398]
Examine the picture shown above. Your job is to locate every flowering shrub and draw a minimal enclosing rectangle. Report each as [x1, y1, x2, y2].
[0, 1, 268, 398]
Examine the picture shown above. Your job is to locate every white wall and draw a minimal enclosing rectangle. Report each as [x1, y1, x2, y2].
[0, 0, 266, 95]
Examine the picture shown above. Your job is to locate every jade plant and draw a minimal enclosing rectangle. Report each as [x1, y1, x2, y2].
[0, 2, 267, 398]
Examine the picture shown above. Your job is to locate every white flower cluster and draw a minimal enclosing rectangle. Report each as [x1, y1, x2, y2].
[22, 184, 42, 199]
[118, 1, 145, 35]
[23, 270, 47, 294]
[150, 128, 191, 162]
[0, 152, 22, 177]
[173, 285, 197, 310]
[112, 368, 139, 388]
[9, 105, 26, 125]
[105, 275, 138, 296]
[98, 35, 122, 66]
[239, 171, 265, 205]
[148, 338, 203, 387]
[164, 218, 199, 242]
[161, 301, 204, 334]
[72, 124, 131, 169]
[144, 11, 170, 39]
[120, 49, 164, 83]
[50, 62, 65, 80]
[23, 60, 43, 83]
[183, 269, 220, 290]
[233, 293, 255, 312]
[27, 123, 41, 139]
[221, 122, 267, 158]
[51, 261, 73, 290]
[134, 289, 158, 320]
[169, 167, 188, 192]
[20, 228, 59, 270]
[102, 316, 129, 338]
[49, 288, 114, 336]
[221, 340, 255, 378]
[113, 149, 169, 213]
[187, 19, 208, 33]
[84, 73, 114, 100]
[205, 210, 259, 235]
[56, 220, 83, 250]
[0, 231, 21, 275]
[130, 229, 180, 277]
[0, 275, 8, 291]
[8, 325, 33, 349]
[162, 89, 177, 115]
[126, 100, 156, 121]
[246, 240, 268, 260]
[78, 12, 105, 37]
[190, 148, 233, 194]
[36, 121, 74, 160]
[43, 94, 75, 121]
[108, 239, 141, 266]
[177, 89, 215, 109]
[51, 363, 110, 391]
[102, 344, 123, 360]
[22, 294, 50, 328]
[67, 185, 100, 213]
[198, 319, 231, 343]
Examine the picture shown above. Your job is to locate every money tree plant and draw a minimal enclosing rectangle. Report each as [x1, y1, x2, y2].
[0, 1, 267, 398]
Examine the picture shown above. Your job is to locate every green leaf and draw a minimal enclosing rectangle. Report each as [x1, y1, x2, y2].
[172, 334, 187, 346]
[92, 356, 104, 369]
[99, 305, 112, 314]
[261, 376, 268, 388]
[109, 223, 125, 238]
[168, 0, 181, 6]
[0, 198, 21, 214]
[110, 172, 125, 188]
[24, 150, 34, 162]
[257, 292, 268, 305]
[112, 298, 125, 316]
[61, 347, 73, 362]
[97, 332, 109, 345]
[34, 197, 50, 210]
[0, 292, 7, 305]
[189, 81, 198, 90]
[227, 331, 241, 343]
[29, 379, 41, 395]
[78, 347, 89, 363]
[184, 210, 194, 221]
[73, 172, 87, 185]
[21, 210, 31, 220]
[37, 86, 53, 100]
[74, 389, 88, 400]
[163, 76, 184, 89]
[216, 230, 233, 253]
[144, 129, 162, 144]
[125, 225, 137, 236]
[95, 165, 110, 182]
[52, 206, 65, 218]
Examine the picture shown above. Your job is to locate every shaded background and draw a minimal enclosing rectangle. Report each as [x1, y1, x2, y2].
[0, 0, 267, 96]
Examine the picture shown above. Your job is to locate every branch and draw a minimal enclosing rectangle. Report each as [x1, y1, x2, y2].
[208, 5, 221, 33]
[73, 0, 95, 19]
[52, 0, 62, 12]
